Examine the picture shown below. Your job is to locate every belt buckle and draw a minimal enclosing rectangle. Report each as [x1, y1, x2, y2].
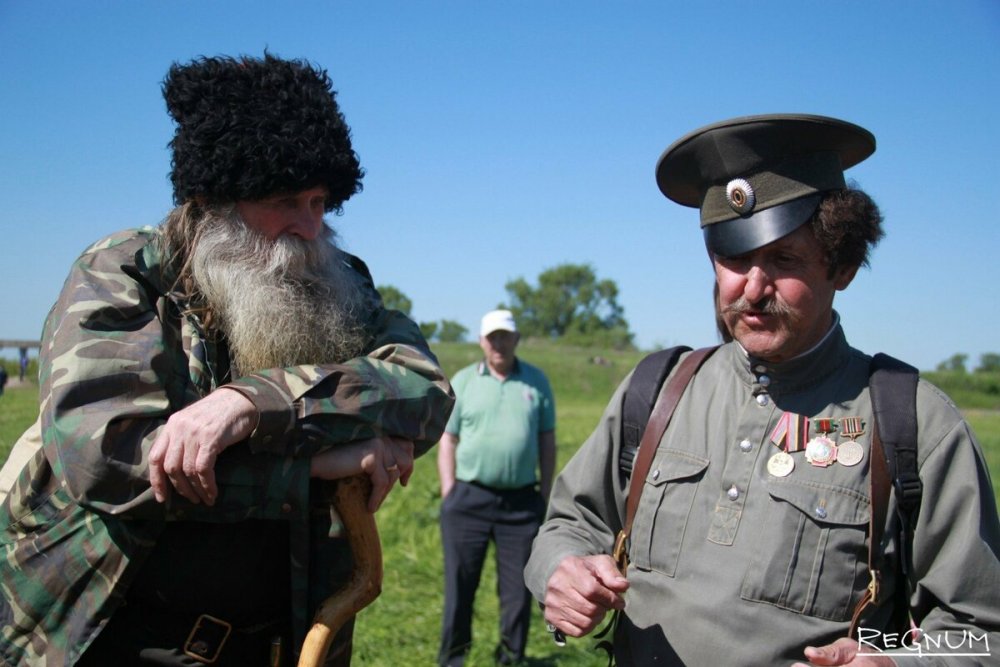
[184, 614, 232, 664]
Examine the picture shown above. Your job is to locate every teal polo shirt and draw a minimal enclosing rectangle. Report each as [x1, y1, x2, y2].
[446, 358, 556, 489]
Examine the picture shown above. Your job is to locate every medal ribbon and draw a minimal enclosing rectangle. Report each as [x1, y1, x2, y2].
[840, 416, 864, 439]
[769, 412, 809, 453]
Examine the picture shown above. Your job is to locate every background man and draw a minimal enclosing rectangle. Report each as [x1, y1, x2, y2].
[437, 309, 556, 666]
[525, 114, 1000, 666]
[0, 54, 453, 666]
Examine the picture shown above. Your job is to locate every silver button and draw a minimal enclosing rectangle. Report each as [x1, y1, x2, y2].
[739, 439, 753, 452]
[815, 506, 828, 519]
[756, 394, 769, 406]
[758, 374, 771, 387]
[727, 485, 739, 501]
[652, 469, 660, 480]
[754, 365, 767, 373]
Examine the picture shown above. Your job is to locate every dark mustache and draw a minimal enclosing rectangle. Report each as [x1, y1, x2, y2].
[723, 297, 792, 317]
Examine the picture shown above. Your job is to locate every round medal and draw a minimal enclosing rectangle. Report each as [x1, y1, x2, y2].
[767, 451, 795, 477]
[805, 435, 838, 467]
[837, 440, 864, 467]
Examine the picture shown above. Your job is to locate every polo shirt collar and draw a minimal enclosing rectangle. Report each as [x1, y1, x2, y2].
[477, 357, 521, 378]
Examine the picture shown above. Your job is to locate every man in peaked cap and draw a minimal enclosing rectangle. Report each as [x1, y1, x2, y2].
[526, 115, 1000, 665]
[0, 53, 453, 666]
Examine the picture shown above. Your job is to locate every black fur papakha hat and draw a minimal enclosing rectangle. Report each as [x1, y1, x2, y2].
[163, 53, 363, 212]
[656, 114, 875, 257]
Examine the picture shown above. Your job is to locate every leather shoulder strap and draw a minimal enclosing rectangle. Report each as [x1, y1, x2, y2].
[623, 346, 718, 536]
[619, 346, 691, 483]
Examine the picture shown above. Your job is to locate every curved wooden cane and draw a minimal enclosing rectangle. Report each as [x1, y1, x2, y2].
[297, 475, 383, 667]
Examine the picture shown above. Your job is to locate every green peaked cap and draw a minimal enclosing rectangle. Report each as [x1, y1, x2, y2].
[655, 114, 875, 256]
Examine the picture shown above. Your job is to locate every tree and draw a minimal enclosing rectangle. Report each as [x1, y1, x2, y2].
[976, 353, 1000, 373]
[502, 263, 633, 349]
[419, 321, 439, 341]
[437, 320, 468, 343]
[936, 353, 968, 373]
[377, 285, 412, 317]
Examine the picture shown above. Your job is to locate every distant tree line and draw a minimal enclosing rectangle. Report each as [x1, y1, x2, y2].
[936, 353, 1000, 374]
[377, 285, 468, 343]
[377, 262, 634, 348]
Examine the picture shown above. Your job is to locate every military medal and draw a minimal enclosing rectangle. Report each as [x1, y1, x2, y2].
[805, 418, 838, 467]
[837, 416, 866, 467]
[767, 451, 795, 477]
[767, 412, 808, 477]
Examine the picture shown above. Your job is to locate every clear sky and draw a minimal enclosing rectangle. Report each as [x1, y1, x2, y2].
[1, 1, 998, 371]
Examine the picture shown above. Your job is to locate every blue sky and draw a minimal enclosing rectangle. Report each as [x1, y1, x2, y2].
[1, 1, 998, 371]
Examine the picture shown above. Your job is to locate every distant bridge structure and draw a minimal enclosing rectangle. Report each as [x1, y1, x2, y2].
[0, 340, 41, 350]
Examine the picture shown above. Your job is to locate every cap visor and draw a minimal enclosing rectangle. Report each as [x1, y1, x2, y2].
[704, 194, 821, 257]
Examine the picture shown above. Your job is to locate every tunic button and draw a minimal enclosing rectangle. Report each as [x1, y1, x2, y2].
[756, 394, 769, 406]
[758, 374, 771, 387]
[652, 469, 660, 480]
[739, 439, 753, 452]
[281, 503, 292, 513]
[727, 485, 739, 501]
[815, 506, 828, 519]
[754, 365, 767, 373]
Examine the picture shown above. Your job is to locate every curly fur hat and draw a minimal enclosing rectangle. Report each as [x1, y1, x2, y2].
[163, 53, 363, 212]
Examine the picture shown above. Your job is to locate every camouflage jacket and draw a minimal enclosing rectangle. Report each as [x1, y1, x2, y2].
[0, 227, 454, 666]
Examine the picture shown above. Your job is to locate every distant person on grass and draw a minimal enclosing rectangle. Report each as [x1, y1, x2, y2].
[437, 309, 556, 666]
[525, 114, 1000, 666]
[0, 53, 453, 666]
[0, 364, 7, 397]
[18, 347, 28, 382]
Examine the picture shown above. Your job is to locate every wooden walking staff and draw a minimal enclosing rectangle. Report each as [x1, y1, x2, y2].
[297, 475, 383, 667]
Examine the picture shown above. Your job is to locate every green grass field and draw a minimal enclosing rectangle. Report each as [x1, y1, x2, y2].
[1, 346, 998, 665]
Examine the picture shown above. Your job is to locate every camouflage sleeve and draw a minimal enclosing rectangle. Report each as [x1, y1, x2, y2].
[228, 302, 455, 459]
[39, 230, 189, 516]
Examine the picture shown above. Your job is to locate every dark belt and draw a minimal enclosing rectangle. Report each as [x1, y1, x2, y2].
[465, 480, 536, 493]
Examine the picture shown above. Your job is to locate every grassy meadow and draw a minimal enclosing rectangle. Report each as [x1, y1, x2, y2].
[1, 348, 998, 665]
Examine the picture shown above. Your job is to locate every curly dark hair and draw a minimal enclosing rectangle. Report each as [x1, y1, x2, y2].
[163, 53, 363, 212]
[809, 185, 884, 277]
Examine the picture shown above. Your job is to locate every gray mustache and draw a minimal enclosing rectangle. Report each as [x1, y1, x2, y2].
[723, 297, 792, 317]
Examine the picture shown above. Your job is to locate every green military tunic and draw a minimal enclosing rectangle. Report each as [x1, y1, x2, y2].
[526, 322, 1000, 665]
[0, 227, 454, 665]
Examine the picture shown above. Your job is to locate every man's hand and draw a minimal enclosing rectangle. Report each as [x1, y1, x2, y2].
[543, 555, 629, 637]
[793, 637, 897, 667]
[149, 387, 258, 505]
[310, 434, 415, 512]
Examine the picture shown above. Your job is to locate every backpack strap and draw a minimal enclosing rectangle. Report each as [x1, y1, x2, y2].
[870, 353, 922, 528]
[619, 346, 691, 484]
[612, 346, 718, 571]
[849, 352, 920, 638]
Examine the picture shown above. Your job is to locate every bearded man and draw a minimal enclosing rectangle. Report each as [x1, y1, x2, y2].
[0, 53, 454, 666]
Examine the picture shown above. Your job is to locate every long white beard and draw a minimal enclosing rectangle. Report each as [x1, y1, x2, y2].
[190, 210, 374, 376]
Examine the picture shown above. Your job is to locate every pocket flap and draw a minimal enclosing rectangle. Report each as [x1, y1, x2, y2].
[646, 448, 710, 486]
[767, 479, 870, 526]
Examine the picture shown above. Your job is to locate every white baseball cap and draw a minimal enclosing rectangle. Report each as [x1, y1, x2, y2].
[480, 309, 517, 336]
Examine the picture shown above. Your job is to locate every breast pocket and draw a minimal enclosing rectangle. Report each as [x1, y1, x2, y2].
[741, 480, 870, 621]
[629, 448, 709, 576]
